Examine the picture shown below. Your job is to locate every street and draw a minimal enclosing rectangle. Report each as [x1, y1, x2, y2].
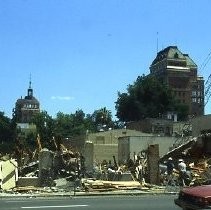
[0, 195, 181, 210]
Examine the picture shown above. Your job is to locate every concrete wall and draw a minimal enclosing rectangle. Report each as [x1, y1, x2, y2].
[83, 142, 94, 172]
[38, 148, 54, 186]
[84, 142, 118, 170]
[0, 159, 18, 190]
[118, 137, 130, 164]
[147, 144, 160, 184]
[87, 129, 151, 145]
[127, 119, 174, 136]
[17, 177, 39, 187]
[118, 135, 176, 164]
[85, 130, 177, 171]
[192, 114, 211, 137]
[93, 144, 118, 165]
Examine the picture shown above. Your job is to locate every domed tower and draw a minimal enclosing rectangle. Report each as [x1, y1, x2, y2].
[14, 80, 40, 123]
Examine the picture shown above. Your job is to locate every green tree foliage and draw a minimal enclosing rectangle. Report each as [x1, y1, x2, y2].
[1, 106, 119, 154]
[71, 110, 87, 135]
[31, 108, 116, 148]
[92, 107, 114, 131]
[54, 112, 73, 137]
[0, 111, 16, 153]
[115, 75, 185, 121]
[54, 109, 91, 138]
[175, 103, 189, 121]
[31, 111, 55, 148]
[83, 113, 97, 132]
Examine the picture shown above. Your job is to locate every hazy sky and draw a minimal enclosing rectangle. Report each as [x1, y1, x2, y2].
[0, 0, 211, 119]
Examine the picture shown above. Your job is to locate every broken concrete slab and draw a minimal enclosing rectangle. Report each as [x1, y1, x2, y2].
[17, 177, 39, 187]
[0, 159, 18, 190]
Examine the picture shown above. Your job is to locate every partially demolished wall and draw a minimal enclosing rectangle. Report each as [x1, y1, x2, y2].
[0, 159, 18, 190]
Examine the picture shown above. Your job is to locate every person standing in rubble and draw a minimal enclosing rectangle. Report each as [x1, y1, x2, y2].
[166, 157, 174, 175]
[178, 159, 187, 186]
[166, 157, 175, 185]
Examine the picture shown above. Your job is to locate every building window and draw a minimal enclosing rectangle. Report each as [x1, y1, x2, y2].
[174, 52, 179, 58]
[192, 97, 197, 103]
[197, 91, 201, 96]
[192, 91, 197, 97]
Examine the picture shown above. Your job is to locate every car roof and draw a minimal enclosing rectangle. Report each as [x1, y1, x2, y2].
[182, 185, 211, 198]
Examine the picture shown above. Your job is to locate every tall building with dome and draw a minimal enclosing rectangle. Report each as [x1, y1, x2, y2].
[14, 80, 40, 123]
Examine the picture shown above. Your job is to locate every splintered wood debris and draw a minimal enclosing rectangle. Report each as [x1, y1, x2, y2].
[81, 179, 159, 192]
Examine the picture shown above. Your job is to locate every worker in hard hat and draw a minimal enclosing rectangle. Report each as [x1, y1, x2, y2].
[178, 159, 188, 186]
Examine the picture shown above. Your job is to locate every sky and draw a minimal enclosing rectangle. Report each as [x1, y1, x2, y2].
[0, 0, 211, 119]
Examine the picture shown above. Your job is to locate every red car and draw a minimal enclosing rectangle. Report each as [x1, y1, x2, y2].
[175, 185, 211, 210]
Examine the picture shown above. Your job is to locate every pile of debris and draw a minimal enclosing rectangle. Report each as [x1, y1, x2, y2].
[189, 158, 211, 185]
[0, 133, 86, 193]
[81, 179, 161, 192]
[159, 133, 211, 187]
[1, 132, 211, 195]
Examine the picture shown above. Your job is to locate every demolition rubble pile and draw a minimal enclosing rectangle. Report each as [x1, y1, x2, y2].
[80, 178, 164, 193]
[82, 179, 143, 191]
[0, 132, 164, 194]
[0, 135, 158, 194]
[1, 133, 211, 194]
[188, 158, 211, 185]
[159, 133, 211, 187]
[0, 145, 162, 194]
[0, 147, 83, 193]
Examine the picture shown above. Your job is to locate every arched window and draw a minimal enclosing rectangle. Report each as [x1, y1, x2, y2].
[174, 52, 179, 58]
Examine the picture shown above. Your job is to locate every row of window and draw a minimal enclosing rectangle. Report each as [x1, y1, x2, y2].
[168, 60, 186, 67]
[192, 90, 203, 97]
[23, 104, 39, 109]
[177, 97, 203, 104]
[174, 91, 186, 97]
[177, 99, 186, 104]
[192, 97, 203, 103]
[174, 90, 203, 98]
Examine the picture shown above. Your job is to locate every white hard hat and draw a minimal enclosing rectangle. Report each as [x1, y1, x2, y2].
[178, 159, 184, 162]
[168, 157, 173, 160]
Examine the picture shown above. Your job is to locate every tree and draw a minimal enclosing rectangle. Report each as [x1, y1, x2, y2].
[0, 112, 16, 153]
[71, 109, 87, 135]
[54, 110, 90, 138]
[31, 111, 55, 149]
[91, 107, 114, 131]
[54, 112, 73, 137]
[115, 74, 184, 121]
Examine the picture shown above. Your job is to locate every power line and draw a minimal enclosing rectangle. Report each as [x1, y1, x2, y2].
[205, 73, 211, 106]
[199, 51, 211, 75]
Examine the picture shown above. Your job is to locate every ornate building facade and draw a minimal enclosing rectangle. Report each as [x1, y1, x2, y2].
[150, 46, 204, 116]
[14, 81, 40, 123]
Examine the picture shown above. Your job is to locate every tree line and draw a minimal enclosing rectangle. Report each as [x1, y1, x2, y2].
[0, 74, 188, 154]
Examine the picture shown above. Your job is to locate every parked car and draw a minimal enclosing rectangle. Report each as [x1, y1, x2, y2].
[175, 185, 211, 209]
